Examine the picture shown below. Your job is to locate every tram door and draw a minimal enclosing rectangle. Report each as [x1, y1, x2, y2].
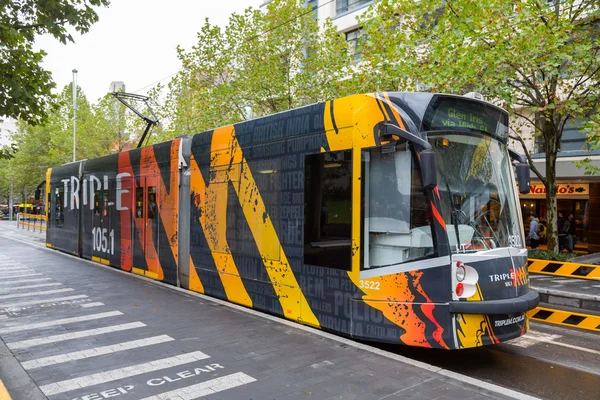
[91, 185, 111, 263]
[133, 176, 160, 279]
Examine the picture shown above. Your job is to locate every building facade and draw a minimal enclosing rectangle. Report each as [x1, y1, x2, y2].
[260, 0, 372, 58]
[259, 1, 600, 254]
[520, 127, 600, 253]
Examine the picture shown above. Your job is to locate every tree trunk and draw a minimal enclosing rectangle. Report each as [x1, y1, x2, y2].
[544, 132, 559, 253]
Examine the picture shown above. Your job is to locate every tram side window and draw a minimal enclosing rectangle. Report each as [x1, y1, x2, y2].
[54, 186, 64, 228]
[362, 144, 434, 270]
[148, 186, 157, 219]
[94, 192, 101, 216]
[303, 151, 352, 271]
[136, 188, 143, 218]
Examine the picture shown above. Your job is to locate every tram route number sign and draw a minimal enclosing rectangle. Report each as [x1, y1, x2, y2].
[423, 97, 506, 137]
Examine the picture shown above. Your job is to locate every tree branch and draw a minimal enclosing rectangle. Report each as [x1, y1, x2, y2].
[510, 132, 546, 185]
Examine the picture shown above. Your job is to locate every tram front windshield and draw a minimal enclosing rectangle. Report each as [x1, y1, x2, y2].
[431, 133, 522, 252]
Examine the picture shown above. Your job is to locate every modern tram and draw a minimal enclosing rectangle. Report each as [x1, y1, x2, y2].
[45, 92, 539, 349]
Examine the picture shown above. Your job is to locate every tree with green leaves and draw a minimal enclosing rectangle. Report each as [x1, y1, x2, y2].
[6, 84, 134, 202]
[160, 0, 353, 137]
[0, 0, 110, 129]
[357, 0, 600, 252]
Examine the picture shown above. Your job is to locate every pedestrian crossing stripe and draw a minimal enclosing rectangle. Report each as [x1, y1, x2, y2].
[528, 259, 600, 280]
[528, 307, 600, 332]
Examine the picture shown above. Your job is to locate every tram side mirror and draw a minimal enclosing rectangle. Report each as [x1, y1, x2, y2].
[516, 163, 530, 194]
[420, 150, 437, 189]
[34, 189, 41, 201]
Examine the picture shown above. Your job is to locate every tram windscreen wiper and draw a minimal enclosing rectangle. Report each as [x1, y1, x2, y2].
[444, 181, 461, 247]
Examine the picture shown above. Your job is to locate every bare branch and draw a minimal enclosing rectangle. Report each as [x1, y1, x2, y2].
[508, 62, 545, 103]
[513, 110, 543, 135]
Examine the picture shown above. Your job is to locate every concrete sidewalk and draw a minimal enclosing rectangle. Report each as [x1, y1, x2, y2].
[0, 222, 535, 400]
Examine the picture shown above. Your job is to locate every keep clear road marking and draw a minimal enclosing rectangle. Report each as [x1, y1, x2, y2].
[39, 351, 211, 396]
[21, 335, 175, 369]
[7, 321, 146, 350]
[0, 295, 88, 309]
[0, 288, 73, 300]
[139, 372, 257, 400]
[0, 282, 62, 293]
[0, 278, 52, 286]
[508, 330, 600, 355]
[0, 311, 123, 334]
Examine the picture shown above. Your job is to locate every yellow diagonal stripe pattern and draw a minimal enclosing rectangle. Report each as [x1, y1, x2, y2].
[528, 259, 600, 280]
[529, 307, 600, 332]
[189, 152, 252, 308]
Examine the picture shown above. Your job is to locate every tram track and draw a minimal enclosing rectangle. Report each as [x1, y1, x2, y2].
[376, 323, 600, 400]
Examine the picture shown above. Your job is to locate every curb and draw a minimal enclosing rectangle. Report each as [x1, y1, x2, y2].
[531, 286, 600, 313]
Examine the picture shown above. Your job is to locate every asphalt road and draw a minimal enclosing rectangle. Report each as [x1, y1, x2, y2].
[379, 322, 600, 400]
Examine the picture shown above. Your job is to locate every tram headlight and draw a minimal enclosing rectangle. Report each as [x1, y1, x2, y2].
[456, 263, 466, 282]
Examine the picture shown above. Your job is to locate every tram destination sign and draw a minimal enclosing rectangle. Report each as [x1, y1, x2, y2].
[422, 95, 509, 138]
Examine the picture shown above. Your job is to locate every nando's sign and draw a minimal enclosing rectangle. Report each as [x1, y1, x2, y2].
[524, 182, 589, 197]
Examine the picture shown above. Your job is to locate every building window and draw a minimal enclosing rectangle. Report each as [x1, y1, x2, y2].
[304, 151, 352, 270]
[561, 118, 590, 152]
[336, 0, 371, 15]
[535, 117, 591, 154]
[345, 28, 365, 60]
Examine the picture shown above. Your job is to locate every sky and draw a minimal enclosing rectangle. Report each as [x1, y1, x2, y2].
[1, 0, 259, 144]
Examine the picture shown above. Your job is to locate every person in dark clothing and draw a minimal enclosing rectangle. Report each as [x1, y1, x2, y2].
[558, 211, 568, 252]
[567, 214, 576, 252]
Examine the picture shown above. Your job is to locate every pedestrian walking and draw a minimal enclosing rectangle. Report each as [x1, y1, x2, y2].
[529, 213, 539, 249]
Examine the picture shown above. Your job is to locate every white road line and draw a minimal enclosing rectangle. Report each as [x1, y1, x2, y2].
[0, 272, 42, 279]
[0, 288, 73, 300]
[40, 351, 211, 396]
[0, 267, 32, 271]
[81, 302, 104, 308]
[0, 270, 35, 276]
[509, 330, 600, 355]
[139, 372, 257, 400]
[0, 282, 62, 293]
[547, 340, 600, 356]
[0, 310, 123, 334]
[21, 334, 174, 369]
[0, 278, 52, 286]
[7, 321, 146, 350]
[508, 331, 563, 348]
[0, 295, 88, 309]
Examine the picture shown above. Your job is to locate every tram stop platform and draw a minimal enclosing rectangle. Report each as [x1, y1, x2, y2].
[0, 221, 575, 400]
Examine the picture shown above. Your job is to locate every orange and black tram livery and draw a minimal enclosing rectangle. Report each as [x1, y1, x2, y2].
[45, 92, 539, 349]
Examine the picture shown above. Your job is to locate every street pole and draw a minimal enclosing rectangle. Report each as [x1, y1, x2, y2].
[72, 69, 78, 162]
[8, 182, 13, 221]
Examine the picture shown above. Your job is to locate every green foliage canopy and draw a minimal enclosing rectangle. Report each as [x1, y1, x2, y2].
[357, 0, 599, 252]
[0, 0, 110, 126]
[158, 0, 353, 138]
